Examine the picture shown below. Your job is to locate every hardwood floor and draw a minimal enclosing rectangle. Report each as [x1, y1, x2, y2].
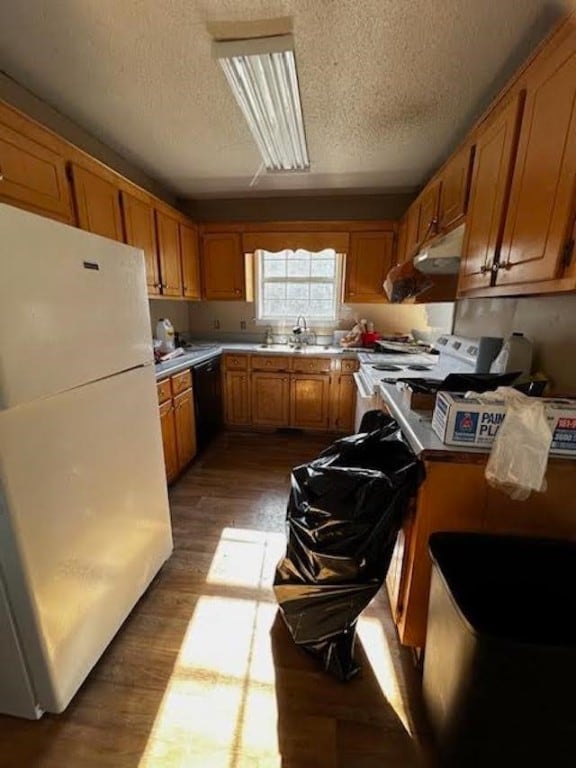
[0, 431, 430, 767]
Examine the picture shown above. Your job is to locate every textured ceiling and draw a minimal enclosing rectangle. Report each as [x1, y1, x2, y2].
[0, 0, 571, 197]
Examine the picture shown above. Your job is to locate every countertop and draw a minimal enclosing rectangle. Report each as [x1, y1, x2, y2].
[155, 342, 358, 380]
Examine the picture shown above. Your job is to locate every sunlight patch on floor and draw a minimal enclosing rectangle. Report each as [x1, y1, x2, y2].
[357, 615, 412, 735]
[139, 530, 283, 768]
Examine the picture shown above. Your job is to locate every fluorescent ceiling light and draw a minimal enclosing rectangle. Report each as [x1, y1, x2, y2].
[213, 35, 310, 172]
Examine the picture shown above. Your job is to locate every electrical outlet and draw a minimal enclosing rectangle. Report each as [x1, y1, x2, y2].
[213, 319, 220, 330]
[240, 320, 246, 330]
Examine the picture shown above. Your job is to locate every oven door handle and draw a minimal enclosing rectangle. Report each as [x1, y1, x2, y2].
[353, 371, 375, 400]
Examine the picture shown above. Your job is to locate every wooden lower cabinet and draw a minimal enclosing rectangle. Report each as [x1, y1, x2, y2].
[224, 371, 251, 426]
[174, 388, 196, 467]
[159, 399, 179, 483]
[331, 374, 356, 433]
[158, 374, 197, 483]
[389, 457, 576, 649]
[291, 374, 330, 429]
[252, 372, 290, 426]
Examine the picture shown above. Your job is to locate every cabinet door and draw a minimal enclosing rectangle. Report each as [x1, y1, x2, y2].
[159, 400, 179, 483]
[344, 231, 394, 303]
[416, 180, 441, 247]
[291, 374, 330, 429]
[0, 121, 71, 222]
[224, 371, 251, 426]
[405, 202, 420, 260]
[498, 31, 576, 287]
[438, 145, 473, 231]
[155, 209, 183, 297]
[332, 374, 356, 433]
[394, 217, 408, 265]
[251, 373, 290, 426]
[458, 93, 524, 295]
[70, 164, 123, 241]
[180, 222, 201, 299]
[121, 191, 160, 295]
[174, 388, 196, 468]
[201, 233, 245, 300]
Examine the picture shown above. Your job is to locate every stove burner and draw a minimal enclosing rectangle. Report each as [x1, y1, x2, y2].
[407, 364, 434, 371]
[372, 363, 403, 372]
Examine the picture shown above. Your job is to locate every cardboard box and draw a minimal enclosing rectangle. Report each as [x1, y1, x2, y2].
[401, 385, 437, 412]
[432, 392, 576, 455]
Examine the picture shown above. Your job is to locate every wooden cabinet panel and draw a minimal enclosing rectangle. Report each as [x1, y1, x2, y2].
[201, 233, 245, 300]
[394, 216, 408, 265]
[224, 371, 251, 426]
[159, 400, 178, 483]
[0, 121, 71, 221]
[498, 30, 576, 288]
[174, 388, 196, 468]
[405, 202, 420, 260]
[70, 164, 123, 241]
[155, 209, 183, 297]
[180, 222, 201, 299]
[121, 191, 160, 295]
[341, 359, 359, 374]
[171, 370, 192, 396]
[332, 374, 356, 433]
[223, 354, 249, 371]
[458, 93, 524, 294]
[416, 180, 441, 247]
[157, 379, 172, 405]
[290, 357, 331, 374]
[251, 356, 290, 372]
[251, 373, 290, 426]
[344, 231, 394, 303]
[438, 145, 473, 231]
[291, 374, 330, 429]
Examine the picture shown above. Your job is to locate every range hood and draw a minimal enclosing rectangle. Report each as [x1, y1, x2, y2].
[413, 224, 465, 274]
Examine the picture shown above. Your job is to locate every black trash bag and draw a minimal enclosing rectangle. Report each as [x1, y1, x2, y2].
[358, 408, 396, 434]
[273, 425, 425, 681]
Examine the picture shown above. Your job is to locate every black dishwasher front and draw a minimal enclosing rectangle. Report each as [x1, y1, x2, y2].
[191, 355, 223, 451]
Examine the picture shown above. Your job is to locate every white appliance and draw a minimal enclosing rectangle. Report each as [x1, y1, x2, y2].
[0, 205, 173, 719]
[354, 335, 503, 431]
[413, 224, 465, 274]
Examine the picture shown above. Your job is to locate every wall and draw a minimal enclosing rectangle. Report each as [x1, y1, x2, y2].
[454, 294, 576, 392]
[0, 72, 177, 205]
[182, 193, 416, 222]
[186, 299, 454, 345]
[149, 299, 192, 338]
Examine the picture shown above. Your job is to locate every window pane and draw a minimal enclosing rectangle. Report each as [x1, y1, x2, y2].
[310, 259, 336, 278]
[286, 283, 309, 300]
[286, 259, 310, 277]
[264, 283, 286, 300]
[308, 300, 333, 317]
[310, 284, 334, 300]
[263, 259, 286, 278]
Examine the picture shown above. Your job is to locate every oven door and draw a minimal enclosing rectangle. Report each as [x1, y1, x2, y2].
[353, 371, 378, 432]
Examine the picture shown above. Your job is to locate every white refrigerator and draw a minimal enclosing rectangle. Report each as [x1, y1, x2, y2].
[0, 204, 173, 719]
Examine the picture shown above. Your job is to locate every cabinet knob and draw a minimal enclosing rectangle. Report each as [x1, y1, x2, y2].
[0, 165, 4, 181]
[480, 264, 489, 274]
[492, 261, 510, 273]
[235, 289, 241, 295]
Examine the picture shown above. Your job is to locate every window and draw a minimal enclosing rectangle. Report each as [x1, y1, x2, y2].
[255, 248, 342, 323]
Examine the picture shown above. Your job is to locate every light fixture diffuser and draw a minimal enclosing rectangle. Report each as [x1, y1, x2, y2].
[213, 35, 310, 172]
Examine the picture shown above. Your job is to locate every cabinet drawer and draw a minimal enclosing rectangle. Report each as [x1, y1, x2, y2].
[171, 369, 192, 396]
[251, 355, 290, 372]
[290, 357, 331, 374]
[341, 358, 359, 373]
[223, 354, 249, 371]
[157, 379, 172, 404]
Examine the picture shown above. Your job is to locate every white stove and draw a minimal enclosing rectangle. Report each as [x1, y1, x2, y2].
[354, 335, 504, 431]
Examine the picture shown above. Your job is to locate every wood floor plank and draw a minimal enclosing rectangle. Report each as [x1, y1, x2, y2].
[0, 431, 428, 768]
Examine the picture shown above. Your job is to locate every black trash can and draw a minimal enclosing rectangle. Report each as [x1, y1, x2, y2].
[423, 532, 576, 768]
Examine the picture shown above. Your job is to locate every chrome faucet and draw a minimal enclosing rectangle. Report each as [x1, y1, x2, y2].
[291, 316, 311, 348]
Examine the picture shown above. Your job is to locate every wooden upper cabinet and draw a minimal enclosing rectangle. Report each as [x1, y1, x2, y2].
[497, 28, 576, 289]
[121, 191, 160, 295]
[344, 231, 394, 303]
[416, 180, 441, 247]
[459, 93, 525, 295]
[155, 209, 183, 297]
[438, 145, 474, 232]
[201, 232, 245, 300]
[404, 202, 421, 260]
[394, 217, 408, 265]
[180, 222, 201, 299]
[0, 118, 72, 222]
[70, 164, 123, 241]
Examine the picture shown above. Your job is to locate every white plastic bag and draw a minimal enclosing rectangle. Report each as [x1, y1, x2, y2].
[467, 388, 553, 501]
